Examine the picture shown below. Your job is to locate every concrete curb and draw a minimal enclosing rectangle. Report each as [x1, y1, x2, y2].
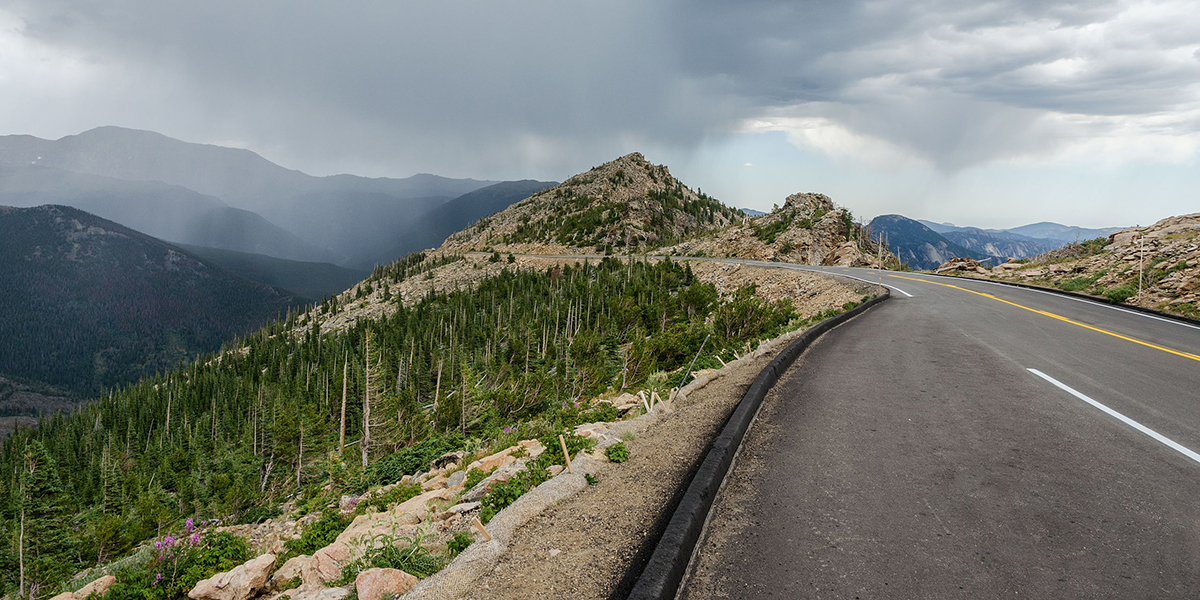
[934, 272, 1200, 327]
[625, 291, 891, 600]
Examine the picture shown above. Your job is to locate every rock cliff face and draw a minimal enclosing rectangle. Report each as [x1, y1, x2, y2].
[660, 192, 888, 267]
[437, 153, 741, 254]
[971, 213, 1200, 318]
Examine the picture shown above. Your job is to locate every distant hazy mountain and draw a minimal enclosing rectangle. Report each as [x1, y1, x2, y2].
[0, 164, 339, 262]
[177, 243, 366, 301]
[393, 179, 557, 253]
[942, 228, 1058, 260]
[0, 127, 556, 268]
[741, 208, 767, 217]
[917, 219, 964, 234]
[0, 205, 299, 396]
[867, 214, 991, 270]
[918, 219, 1123, 245]
[1004, 222, 1124, 244]
[0, 127, 494, 211]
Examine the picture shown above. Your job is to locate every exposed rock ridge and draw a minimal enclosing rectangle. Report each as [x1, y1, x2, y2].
[437, 153, 740, 254]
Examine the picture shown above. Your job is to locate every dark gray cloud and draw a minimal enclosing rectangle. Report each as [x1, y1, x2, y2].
[4, 0, 1199, 177]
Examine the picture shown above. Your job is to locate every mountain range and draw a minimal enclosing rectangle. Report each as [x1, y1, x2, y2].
[0, 127, 556, 270]
[869, 215, 1125, 270]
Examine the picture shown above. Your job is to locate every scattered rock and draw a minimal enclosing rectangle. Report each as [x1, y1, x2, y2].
[437, 502, 480, 521]
[188, 554, 276, 600]
[354, 568, 418, 600]
[549, 549, 562, 558]
[421, 474, 448, 491]
[446, 470, 467, 488]
[432, 451, 465, 470]
[935, 257, 988, 274]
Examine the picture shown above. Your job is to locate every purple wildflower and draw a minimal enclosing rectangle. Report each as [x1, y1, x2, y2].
[185, 518, 195, 533]
[190, 532, 201, 546]
[155, 573, 163, 582]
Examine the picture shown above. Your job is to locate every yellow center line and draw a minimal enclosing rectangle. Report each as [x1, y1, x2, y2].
[889, 274, 1200, 364]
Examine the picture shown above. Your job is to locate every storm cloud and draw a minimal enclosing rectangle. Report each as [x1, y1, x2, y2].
[3, 0, 1200, 184]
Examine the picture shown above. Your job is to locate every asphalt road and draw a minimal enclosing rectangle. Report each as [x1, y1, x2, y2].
[679, 265, 1200, 599]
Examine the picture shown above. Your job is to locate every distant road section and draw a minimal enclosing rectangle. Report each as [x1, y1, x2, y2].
[682, 266, 1200, 599]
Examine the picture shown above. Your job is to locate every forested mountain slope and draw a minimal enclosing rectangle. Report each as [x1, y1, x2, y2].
[0, 205, 299, 397]
[0, 252, 834, 598]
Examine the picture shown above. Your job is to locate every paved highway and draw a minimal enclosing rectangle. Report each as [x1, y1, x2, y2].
[678, 264, 1200, 599]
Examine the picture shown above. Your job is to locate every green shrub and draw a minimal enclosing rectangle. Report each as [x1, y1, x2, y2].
[1103, 284, 1138, 304]
[284, 510, 349, 557]
[336, 533, 444, 585]
[446, 532, 474, 557]
[362, 437, 460, 489]
[585, 473, 599, 486]
[605, 442, 630, 463]
[462, 467, 493, 491]
[237, 505, 282, 525]
[105, 530, 249, 600]
[359, 483, 422, 514]
[480, 432, 593, 523]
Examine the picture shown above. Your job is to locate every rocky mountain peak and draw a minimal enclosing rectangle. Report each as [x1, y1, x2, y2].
[438, 153, 741, 253]
[780, 192, 836, 218]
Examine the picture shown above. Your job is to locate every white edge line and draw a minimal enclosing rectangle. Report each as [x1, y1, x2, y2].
[1027, 368, 1200, 465]
[921, 272, 1200, 332]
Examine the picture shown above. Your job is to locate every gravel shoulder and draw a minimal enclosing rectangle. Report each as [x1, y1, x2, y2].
[460, 345, 780, 600]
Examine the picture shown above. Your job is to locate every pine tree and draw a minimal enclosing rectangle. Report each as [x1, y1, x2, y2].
[19, 441, 74, 599]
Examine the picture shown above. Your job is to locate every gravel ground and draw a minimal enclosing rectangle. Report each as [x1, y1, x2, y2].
[461, 350, 778, 600]
[679, 350, 803, 600]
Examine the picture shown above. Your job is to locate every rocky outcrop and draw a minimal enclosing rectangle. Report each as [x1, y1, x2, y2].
[188, 554, 276, 600]
[935, 257, 988, 274]
[354, 568, 418, 600]
[660, 192, 887, 267]
[980, 213, 1199, 318]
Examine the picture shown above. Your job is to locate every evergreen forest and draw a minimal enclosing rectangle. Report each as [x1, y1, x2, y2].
[0, 253, 830, 598]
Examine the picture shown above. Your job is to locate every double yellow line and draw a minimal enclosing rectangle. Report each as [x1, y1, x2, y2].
[890, 274, 1200, 364]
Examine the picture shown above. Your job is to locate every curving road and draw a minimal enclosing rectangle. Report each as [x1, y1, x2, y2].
[678, 264, 1200, 599]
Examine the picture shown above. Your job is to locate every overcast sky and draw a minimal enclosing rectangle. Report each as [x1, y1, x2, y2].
[3, 0, 1198, 228]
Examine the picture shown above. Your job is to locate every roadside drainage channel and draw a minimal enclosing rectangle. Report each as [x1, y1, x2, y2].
[624, 290, 891, 600]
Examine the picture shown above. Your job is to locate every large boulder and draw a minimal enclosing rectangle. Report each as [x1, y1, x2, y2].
[188, 554, 276, 600]
[354, 568, 419, 600]
[268, 555, 314, 591]
[464, 448, 517, 474]
[309, 543, 354, 584]
[77, 575, 117, 599]
[282, 586, 352, 600]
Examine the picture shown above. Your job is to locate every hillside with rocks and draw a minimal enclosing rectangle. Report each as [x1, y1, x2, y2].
[661, 192, 888, 267]
[940, 213, 1199, 319]
[438, 153, 741, 254]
